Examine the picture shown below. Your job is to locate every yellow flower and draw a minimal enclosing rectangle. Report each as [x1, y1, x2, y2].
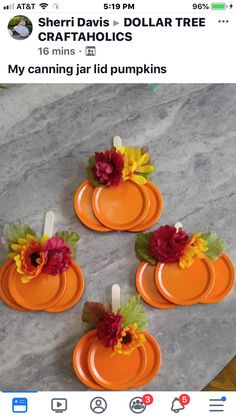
[179, 237, 196, 269]
[192, 232, 208, 257]
[9, 234, 48, 283]
[179, 233, 208, 269]
[116, 146, 154, 185]
[113, 323, 146, 356]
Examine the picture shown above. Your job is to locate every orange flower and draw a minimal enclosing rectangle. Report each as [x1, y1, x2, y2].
[113, 323, 146, 356]
[9, 234, 47, 283]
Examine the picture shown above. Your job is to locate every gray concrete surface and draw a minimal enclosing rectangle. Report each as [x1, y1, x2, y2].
[0, 83, 235, 391]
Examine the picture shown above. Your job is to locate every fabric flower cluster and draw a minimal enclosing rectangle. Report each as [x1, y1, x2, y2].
[92, 148, 124, 187]
[149, 225, 189, 264]
[149, 225, 209, 268]
[87, 146, 155, 187]
[97, 312, 145, 356]
[2, 223, 79, 283]
[135, 225, 226, 269]
[82, 296, 148, 356]
[10, 235, 72, 283]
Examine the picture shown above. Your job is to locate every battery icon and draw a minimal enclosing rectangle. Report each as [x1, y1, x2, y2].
[211, 3, 227, 9]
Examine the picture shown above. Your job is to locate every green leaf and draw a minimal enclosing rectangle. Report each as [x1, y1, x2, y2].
[201, 231, 227, 261]
[86, 155, 105, 188]
[3, 223, 36, 250]
[82, 301, 111, 328]
[135, 233, 156, 265]
[56, 231, 80, 258]
[118, 295, 148, 332]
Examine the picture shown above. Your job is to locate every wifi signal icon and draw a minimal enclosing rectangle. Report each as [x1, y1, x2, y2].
[40, 2, 48, 9]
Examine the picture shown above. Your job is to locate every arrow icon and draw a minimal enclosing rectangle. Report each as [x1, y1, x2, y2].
[113, 20, 119, 26]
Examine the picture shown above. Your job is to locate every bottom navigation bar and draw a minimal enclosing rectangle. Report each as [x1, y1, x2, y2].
[0, 391, 234, 418]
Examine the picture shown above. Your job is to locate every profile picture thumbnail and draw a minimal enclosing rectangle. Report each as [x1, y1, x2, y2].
[8, 15, 33, 40]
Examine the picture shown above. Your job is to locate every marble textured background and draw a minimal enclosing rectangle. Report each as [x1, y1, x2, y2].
[0, 83, 236, 391]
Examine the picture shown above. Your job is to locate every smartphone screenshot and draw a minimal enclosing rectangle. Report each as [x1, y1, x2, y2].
[0, 1, 235, 418]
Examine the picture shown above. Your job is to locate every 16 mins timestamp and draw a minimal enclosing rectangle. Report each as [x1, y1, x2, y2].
[38, 47, 76, 55]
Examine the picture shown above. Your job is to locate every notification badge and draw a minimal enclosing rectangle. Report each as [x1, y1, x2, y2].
[142, 394, 154, 406]
[179, 394, 190, 406]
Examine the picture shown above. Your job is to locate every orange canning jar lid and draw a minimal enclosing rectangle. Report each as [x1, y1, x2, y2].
[202, 253, 235, 304]
[87, 336, 147, 390]
[129, 181, 163, 232]
[92, 180, 150, 231]
[46, 261, 84, 313]
[0, 260, 26, 311]
[136, 262, 176, 309]
[73, 330, 104, 390]
[155, 258, 215, 305]
[8, 263, 67, 311]
[74, 180, 111, 232]
[135, 332, 162, 388]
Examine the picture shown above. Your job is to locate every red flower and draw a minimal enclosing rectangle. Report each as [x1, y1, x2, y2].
[43, 237, 72, 276]
[97, 312, 123, 348]
[149, 225, 189, 264]
[93, 148, 124, 186]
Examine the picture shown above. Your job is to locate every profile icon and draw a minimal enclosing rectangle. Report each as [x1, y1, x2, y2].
[90, 397, 107, 414]
[8, 15, 33, 40]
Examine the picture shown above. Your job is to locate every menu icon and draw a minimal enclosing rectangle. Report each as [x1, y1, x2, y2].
[209, 396, 226, 412]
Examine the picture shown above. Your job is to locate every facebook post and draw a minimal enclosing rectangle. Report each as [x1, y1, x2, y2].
[0, 1, 235, 418]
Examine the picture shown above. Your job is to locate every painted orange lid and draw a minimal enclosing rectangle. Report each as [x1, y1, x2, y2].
[73, 330, 104, 390]
[136, 262, 176, 309]
[202, 253, 235, 304]
[87, 337, 147, 390]
[155, 258, 215, 305]
[0, 260, 26, 311]
[92, 180, 150, 231]
[46, 261, 85, 313]
[135, 332, 161, 388]
[8, 263, 67, 311]
[74, 180, 111, 232]
[129, 181, 163, 232]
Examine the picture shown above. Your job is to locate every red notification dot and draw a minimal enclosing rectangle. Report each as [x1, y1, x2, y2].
[142, 394, 154, 406]
[179, 394, 190, 406]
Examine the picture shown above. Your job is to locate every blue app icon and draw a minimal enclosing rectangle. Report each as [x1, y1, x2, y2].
[12, 398, 28, 413]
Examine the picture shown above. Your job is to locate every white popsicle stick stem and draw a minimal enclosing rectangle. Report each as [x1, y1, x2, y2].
[112, 284, 121, 313]
[43, 211, 54, 238]
[175, 222, 183, 231]
[113, 136, 123, 148]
